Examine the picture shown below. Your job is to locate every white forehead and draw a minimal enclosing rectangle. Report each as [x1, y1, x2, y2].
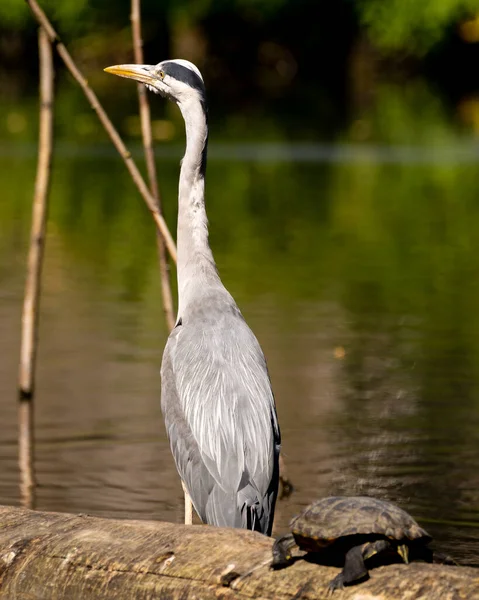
[161, 59, 204, 83]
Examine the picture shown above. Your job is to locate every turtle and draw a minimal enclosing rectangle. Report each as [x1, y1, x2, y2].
[272, 496, 432, 592]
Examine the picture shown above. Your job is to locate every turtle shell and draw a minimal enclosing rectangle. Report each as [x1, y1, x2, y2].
[291, 496, 431, 550]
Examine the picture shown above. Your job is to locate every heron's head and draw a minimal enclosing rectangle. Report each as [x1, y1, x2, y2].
[104, 59, 205, 106]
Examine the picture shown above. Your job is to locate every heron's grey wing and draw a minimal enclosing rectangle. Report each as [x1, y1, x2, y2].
[161, 332, 214, 523]
[162, 327, 250, 528]
[161, 303, 280, 533]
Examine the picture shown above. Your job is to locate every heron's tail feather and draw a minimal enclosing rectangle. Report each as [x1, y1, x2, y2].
[204, 483, 273, 534]
[205, 485, 243, 528]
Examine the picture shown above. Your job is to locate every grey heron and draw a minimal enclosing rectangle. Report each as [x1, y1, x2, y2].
[105, 59, 281, 535]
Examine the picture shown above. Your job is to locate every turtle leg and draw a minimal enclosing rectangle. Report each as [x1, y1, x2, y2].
[272, 533, 296, 568]
[363, 539, 391, 560]
[328, 544, 368, 593]
[328, 540, 391, 593]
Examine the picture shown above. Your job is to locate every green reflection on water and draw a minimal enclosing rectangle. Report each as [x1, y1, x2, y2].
[3, 81, 479, 405]
[1, 81, 479, 561]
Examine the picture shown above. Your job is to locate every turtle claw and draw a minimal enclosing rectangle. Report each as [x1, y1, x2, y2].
[328, 573, 345, 595]
[271, 533, 296, 569]
[398, 544, 409, 565]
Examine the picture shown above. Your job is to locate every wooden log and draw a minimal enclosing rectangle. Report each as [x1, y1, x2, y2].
[0, 505, 477, 599]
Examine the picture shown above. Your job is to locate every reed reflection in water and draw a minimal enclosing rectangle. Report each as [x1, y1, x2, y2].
[1, 102, 479, 567]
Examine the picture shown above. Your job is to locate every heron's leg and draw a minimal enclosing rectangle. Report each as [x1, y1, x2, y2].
[182, 482, 193, 525]
[272, 533, 296, 567]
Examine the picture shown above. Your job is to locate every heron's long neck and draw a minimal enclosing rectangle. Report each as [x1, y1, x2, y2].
[176, 97, 220, 312]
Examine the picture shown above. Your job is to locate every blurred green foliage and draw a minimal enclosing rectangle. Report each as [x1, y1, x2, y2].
[1, 0, 477, 55]
[1, 0, 90, 30]
[357, 0, 479, 53]
[0, 0, 293, 30]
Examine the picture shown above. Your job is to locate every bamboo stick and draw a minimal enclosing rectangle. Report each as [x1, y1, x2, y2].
[18, 27, 54, 509]
[130, 0, 175, 331]
[24, 0, 177, 264]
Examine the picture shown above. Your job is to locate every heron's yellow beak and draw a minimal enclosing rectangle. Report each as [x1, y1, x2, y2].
[104, 64, 155, 86]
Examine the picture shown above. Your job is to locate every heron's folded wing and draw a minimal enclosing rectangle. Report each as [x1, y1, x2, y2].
[161, 338, 214, 522]
[164, 313, 279, 500]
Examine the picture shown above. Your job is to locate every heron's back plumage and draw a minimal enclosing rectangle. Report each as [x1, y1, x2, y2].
[161, 287, 280, 534]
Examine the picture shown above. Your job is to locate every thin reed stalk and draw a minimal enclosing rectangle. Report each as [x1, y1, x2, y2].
[131, 0, 175, 331]
[18, 27, 54, 508]
[24, 0, 177, 264]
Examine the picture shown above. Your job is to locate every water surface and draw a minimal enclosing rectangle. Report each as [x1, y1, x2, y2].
[1, 84, 479, 566]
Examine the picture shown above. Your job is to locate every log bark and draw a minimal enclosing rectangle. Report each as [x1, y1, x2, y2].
[0, 506, 477, 600]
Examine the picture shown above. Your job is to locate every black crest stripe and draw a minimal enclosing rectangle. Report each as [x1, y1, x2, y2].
[162, 62, 205, 95]
[162, 62, 208, 175]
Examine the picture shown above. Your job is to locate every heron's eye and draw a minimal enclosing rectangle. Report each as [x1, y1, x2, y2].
[159, 70, 165, 80]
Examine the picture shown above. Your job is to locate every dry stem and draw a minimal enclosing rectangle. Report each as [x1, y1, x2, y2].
[18, 27, 54, 508]
[131, 0, 175, 331]
[24, 0, 177, 263]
